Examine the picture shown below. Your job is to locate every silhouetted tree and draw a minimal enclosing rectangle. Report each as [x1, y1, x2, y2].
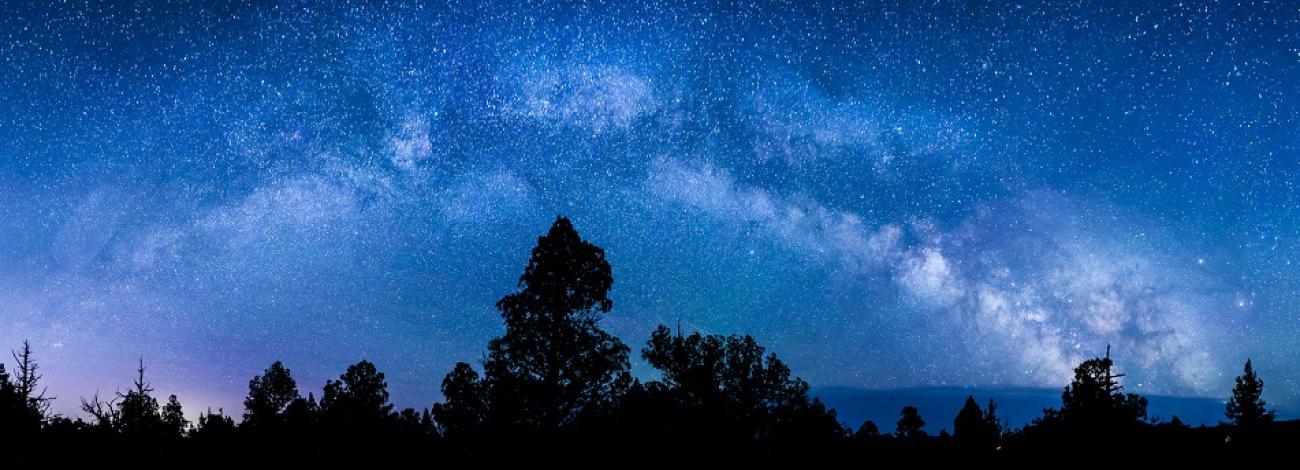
[1, 342, 46, 443]
[856, 420, 881, 438]
[953, 396, 1001, 452]
[117, 359, 164, 438]
[193, 409, 236, 440]
[954, 396, 982, 435]
[394, 407, 435, 437]
[41, 416, 90, 438]
[1082, 358, 1141, 417]
[1, 363, 39, 440]
[80, 392, 120, 431]
[852, 418, 887, 451]
[320, 360, 394, 431]
[1043, 347, 1147, 431]
[243, 361, 301, 430]
[638, 325, 845, 449]
[896, 405, 927, 439]
[162, 394, 188, 437]
[1225, 359, 1274, 430]
[19, 216, 1300, 460]
[11, 341, 50, 420]
[438, 217, 631, 433]
[983, 399, 1005, 442]
[282, 393, 320, 433]
[431, 362, 487, 437]
[1021, 347, 1149, 454]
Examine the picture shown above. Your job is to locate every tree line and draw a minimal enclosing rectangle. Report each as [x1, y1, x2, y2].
[1, 217, 1293, 463]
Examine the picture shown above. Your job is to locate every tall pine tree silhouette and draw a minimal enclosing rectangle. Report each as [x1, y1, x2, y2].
[953, 396, 1002, 452]
[1225, 359, 1274, 430]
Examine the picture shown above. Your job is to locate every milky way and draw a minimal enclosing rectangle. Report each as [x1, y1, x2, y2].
[1, 1, 1297, 417]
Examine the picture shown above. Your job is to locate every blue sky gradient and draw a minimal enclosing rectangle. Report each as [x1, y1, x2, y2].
[1, 0, 1297, 418]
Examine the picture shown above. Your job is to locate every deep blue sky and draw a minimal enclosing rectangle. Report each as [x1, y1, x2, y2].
[1, 0, 1297, 419]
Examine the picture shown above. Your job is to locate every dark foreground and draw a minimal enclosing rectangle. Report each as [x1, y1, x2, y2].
[3, 217, 1294, 464]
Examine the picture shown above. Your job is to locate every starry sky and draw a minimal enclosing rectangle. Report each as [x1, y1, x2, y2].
[1, 0, 1298, 418]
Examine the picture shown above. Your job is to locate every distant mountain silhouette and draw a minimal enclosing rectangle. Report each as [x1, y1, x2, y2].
[816, 386, 1236, 432]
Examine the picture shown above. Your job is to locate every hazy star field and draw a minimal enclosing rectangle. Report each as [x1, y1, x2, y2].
[1, 0, 1298, 418]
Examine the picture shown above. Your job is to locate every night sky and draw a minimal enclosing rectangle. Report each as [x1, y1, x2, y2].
[1, 0, 1298, 419]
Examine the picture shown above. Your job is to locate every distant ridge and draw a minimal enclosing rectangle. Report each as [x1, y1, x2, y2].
[814, 386, 1239, 433]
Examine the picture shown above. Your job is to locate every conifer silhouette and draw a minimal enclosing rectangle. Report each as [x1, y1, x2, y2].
[162, 395, 188, 438]
[117, 359, 164, 438]
[1225, 359, 1274, 430]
